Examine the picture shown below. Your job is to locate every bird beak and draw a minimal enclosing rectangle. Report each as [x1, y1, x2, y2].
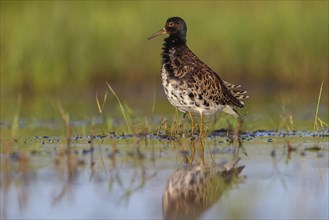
[148, 28, 167, 40]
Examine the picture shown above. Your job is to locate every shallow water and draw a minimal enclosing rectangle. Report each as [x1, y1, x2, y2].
[1, 129, 328, 219]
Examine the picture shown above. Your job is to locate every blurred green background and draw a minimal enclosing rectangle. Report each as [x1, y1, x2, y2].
[1, 1, 328, 130]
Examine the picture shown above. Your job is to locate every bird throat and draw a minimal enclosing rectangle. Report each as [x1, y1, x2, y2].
[161, 35, 186, 72]
[163, 34, 186, 49]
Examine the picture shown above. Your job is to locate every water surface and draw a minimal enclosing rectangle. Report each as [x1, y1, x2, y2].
[1, 129, 328, 219]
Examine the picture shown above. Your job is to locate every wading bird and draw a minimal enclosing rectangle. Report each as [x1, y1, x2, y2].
[148, 17, 248, 138]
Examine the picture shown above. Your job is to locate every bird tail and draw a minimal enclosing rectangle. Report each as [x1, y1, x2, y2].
[223, 80, 249, 105]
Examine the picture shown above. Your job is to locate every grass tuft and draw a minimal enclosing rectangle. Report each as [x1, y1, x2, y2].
[313, 80, 328, 132]
[106, 81, 131, 133]
[96, 90, 108, 114]
[10, 95, 21, 138]
[57, 101, 71, 148]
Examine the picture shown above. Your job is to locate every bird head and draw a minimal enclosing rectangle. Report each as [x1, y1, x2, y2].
[148, 17, 187, 41]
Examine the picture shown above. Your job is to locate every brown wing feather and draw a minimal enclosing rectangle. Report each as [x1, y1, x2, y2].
[178, 47, 245, 108]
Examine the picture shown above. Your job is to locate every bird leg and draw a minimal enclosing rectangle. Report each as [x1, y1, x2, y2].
[233, 117, 241, 143]
[199, 112, 204, 139]
[189, 112, 195, 138]
[234, 117, 248, 157]
[198, 138, 205, 164]
[189, 140, 196, 164]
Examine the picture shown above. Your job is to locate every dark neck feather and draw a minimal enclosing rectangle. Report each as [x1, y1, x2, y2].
[161, 35, 186, 65]
[165, 33, 186, 44]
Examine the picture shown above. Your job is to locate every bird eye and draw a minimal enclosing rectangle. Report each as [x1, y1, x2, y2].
[168, 22, 174, 27]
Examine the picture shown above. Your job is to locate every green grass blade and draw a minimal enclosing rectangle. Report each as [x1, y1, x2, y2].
[106, 81, 131, 133]
[313, 80, 324, 131]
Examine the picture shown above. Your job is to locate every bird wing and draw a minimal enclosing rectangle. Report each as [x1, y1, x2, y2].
[179, 48, 245, 108]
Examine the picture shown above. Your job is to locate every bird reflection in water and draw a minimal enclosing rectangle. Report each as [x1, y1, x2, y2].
[162, 140, 245, 219]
